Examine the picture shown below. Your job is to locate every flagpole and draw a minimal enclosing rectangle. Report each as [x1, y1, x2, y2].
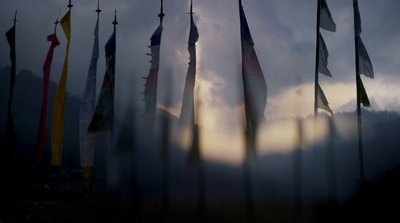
[314, 0, 321, 119]
[313, 0, 322, 160]
[96, 0, 101, 15]
[194, 94, 206, 217]
[188, 0, 205, 216]
[326, 116, 337, 203]
[240, 0, 254, 217]
[54, 9, 61, 34]
[109, 9, 117, 190]
[353, 0, 364, 181]
[13, 10, 17, 27]
[6, 9, 17, 151]
[88, 0, 101, 191]
[159, 0, 165, 24]
[161, 71, 172, 214]
[2, 9, 17, 202]
[239, 0, 254, 216]
[293, 118, 303, 217]
[6, 10, 17, 151]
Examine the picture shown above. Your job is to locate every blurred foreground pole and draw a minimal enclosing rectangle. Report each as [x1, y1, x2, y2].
[293, 118, 303, 216]
[326, 116, 337, 203]
[353, 0, 375, 182]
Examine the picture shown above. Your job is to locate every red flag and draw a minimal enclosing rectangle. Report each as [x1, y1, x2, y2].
[36, 34, 60, 161]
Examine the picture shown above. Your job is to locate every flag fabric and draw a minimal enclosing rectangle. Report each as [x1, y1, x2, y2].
[353, 0, 362, 36]
[180, 8, 200, 167]
[5, 25, 16, 152]
[179, 17, 199, 131]
[318, 33, 332, 77]
[51, 10, 71, 166]
[353, 0, 373, 108]
[317, 83, 333, 115]
[357, 36, 374, 78]
[358, 77, 370, 107]
[143, 24, 163, 129]
[79, 16, 99, 167]
[315, 0, 335, 116]
[320, 0, 336, 32]
[36, 34, 60, 161]
[88, 29, 116, 133]
[240, 1, 267, 155]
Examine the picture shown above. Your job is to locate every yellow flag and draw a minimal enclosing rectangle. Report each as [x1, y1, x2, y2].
[51, 10, 71, 166]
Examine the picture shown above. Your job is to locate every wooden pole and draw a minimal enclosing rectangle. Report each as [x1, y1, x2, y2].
[293, 118, 303, 216]
[313, 0, 321, 147]
[353, 0, 364, 181]
[314, 0, 321, 118]
[326, 116, 337, 203]
[54, 9, 61, 34]
[239, 0, 254, 216]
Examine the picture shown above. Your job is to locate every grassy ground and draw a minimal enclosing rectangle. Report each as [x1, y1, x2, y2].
[1, 168, 400, 223]
[0, 188, 306, 223]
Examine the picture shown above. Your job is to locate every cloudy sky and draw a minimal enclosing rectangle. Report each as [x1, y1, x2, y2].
[1, 0, 399, 163]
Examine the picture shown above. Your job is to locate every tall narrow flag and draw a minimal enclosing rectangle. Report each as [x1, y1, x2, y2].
[239, 0, 267, 155]
[5, 12, 17, 153]
[179, 4, 199, 134]
[314, 0, 335, 116]
[87, 28, 116, 133]
[36, 33, 60, 161]
[80, 11, 100, 167]
[143, 24, 163, 129]
[51, 10, 71, 166]
[180, 1, 200, 167]
[353, 0, 373, 105]
[353, 0, 373, 180]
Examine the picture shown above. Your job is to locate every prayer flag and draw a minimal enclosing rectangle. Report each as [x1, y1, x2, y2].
[359, 77, 370, 107]
[80, 15, 99, 167]
[317, 83, 333, 115]
[51, 10, 71, 166]
[36, 34, 60, 161]
[357, 36, 374, 78]
[88, 29, 116, 132]
[5, 25, 16, 152]
[143, 24, 163, 129]
[320, 0, 336, 32]
[180, 16, 199, 130]
[318, 33, 332, 77]
[240, 1, 267, 155]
